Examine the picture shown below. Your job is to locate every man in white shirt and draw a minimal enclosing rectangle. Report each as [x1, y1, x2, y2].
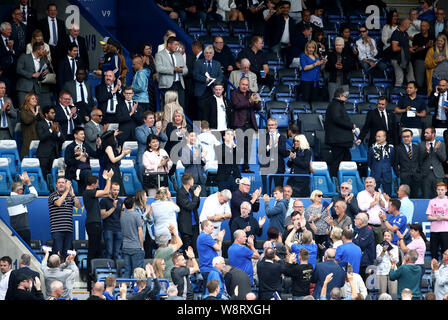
[356, 25, 387, 77]
[430, 79, 448, 128]
[199, 190, 232, 240]
[431, 249, 448, 300]
[0, 256, 12, 300]
[198, 120, 221, 166]
[356, 177, 388, 245]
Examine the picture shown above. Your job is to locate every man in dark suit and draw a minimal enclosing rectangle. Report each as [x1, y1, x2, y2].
[396, 129, 421, 198]
[429, 79, 448, 128]
[95, 70, 122, 124]
[356, 96, 399, 148]
[57, 42, 86, 91]
[193, 45, 224, 101]
[185, 40, 202, 119]
[202, 81, 233, 130]
[5, 253, 41, 300]
[18, 0, 38, 43]
[287, 24, 312, 67]
[1, 22, 18, 98]
[215, 129, 242, 192]
[256, 247, 285, 300]
[311, 248, 346, 300]
[180, 131, 207, 196]
[260, 118, 290, 194]
[176, 173, 201, 253]
[431, 8, 448, 38]
[64, 127, 99, 195]
[36, 105, 65, 181]
[324, 88, 355, 178]
[116, 86, 140, 146]
[417, 126, 446, 199]
[37, 3, 66, 71]
[367, 130, 395, 196]
[62, 68, 95, 124]
[63, 23, 89, 71]
[55, 91, 83, 140]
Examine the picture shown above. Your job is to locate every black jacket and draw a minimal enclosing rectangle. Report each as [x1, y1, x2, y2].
[64, 141, 98, 180]
[176, 186, 200, 236]
[57, 55, 87, 91]
[62, 34, 90, 71]
[256, 259, 285, 300]
[36, 119, 65, 158]
[395, 143, 421, 179]
[215, 143, 242, 181]
[202, 94, 234, 129]
[325, 50, 355, 85]
[324, 99, 355, 148]
[358, 108, 399, 147]
[5, 267, 41, 300]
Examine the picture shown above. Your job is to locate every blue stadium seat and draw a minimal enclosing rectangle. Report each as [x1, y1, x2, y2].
[311, 162, 338, 197]
[122, 141, 138, 163]
[90, 159, 100, 177]
[0, 157, 13, 195]
[337, 161, 364, 196]
[275, 84, 295, 103]
[289, 101, 310, 118]
[0, 139, 21, 177]
[175, 160, 185, 189]
[278, 68, 299, 86]
[61, 140, 73, 158]
[27, 140, 39, 158]
[120, 159, 142, 195]
[21, 158, 50, 195]
[51, 158, 66, 190]
[435, 128, 445, 142]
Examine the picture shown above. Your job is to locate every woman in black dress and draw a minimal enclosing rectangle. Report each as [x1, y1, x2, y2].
[287, 134, 312, 197]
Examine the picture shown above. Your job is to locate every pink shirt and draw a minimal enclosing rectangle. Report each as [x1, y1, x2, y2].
[407, 237, 426, 265]
[426, 197, 448, 233]
[142, 149, 173, 173]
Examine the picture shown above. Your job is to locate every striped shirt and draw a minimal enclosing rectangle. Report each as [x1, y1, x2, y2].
[48, 191, 74, 233]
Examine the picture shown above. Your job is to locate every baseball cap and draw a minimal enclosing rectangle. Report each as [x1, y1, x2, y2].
[99, 37, 110, 45]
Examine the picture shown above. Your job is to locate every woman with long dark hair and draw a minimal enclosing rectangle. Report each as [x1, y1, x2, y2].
[396, 223, 428, 278]
[287, 134, 312, 197]
[135, 189, 157, 258]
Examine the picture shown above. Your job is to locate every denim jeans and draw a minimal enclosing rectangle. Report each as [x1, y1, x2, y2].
[51, 231, 73, 257]
[103, 230, 123, 260]
[122, 248, 145, 278]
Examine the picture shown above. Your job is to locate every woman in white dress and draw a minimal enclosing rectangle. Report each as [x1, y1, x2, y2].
[151, 187, 180, 240]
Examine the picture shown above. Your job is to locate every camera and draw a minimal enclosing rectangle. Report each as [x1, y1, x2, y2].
[381, 241, 393, 251]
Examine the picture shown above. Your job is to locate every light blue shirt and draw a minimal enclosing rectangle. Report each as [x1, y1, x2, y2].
[399, 196, 414, 224]
[132, 68, 150, 103]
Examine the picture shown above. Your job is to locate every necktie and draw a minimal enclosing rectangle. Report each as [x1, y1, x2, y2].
[407, 145, 412, 160]
[128, 102, 132, 112]
[79, 83, 85, 103]
[51, 18, 58, 45]
[22, 7, 27, 22]
[169, 52, 176, 81]
[207, 60, 212, 73]
[188, 192, 197, 226]
[191, 145, 194, 163]
[0, 99, 7, 128]
[71, 58, 76, 79]
[48, 120, 53, 128]
[107, 85, 115, 113]
[430, 142, 434, 153]
[381, 110, 388, 130]
[64, 107, 74, 134]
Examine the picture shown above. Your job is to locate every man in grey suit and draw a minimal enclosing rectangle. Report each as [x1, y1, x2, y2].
[0, 81, 17, 139]
[418, 126, 446, 199]
[180, 131, 207, 196]
[396, 129, 421, 198]
[155, 36, 188, 108]
[62, 68, 95, 123]
[15, 41, 47, 108]
[84, 108, 105, 152]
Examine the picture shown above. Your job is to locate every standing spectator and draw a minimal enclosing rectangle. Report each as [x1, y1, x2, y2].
[397, 184, 415, 223]
[382, 9, 399, 52]
[411, 20, 434, 92]
[326, 37, 355, 101]
[197, 120, 221, 164]
[356, 97, 400, 148]
[126, 264, 160, 300]
[367, 130, 395, 196]
[83, 170, 114, 277]
[353, 212, 376, 279]
[288, 24, 312, 68]
[95, 70, 122, 124]
[62, 69, 95, 124]
[171, 248, 199, 300]
[376, 229, 399, 299]
[48, 178, 81, 257]
[390, 18, 415, 88]
[134, 190, 156, 259]
[431, 248, 448, 300]
[141, 134, 173, 197]
[151, 187, 180, 240]
[335, 229, 362, 274]
[62, 23, 89, 72]
[330, 182, 359, 220]
[379, 198, 407, 246]
[155, 36, 188, 107]
[57, 42, 86, 91]
[19, 0, 38, 43]
[0, 22, 17, 91]
[432, 8, 447, 38]
[426, 182, 448, 260]
[83, 108, 104, 152]
[429, 79, 448, 128]
[154, 224, 183, 282]
[213, 36, 235, 77]
[230, 201, 266, 240]
[131, 56, 151, 112]
[199, 189, 232, 240]
[408, 8, 422, 42]
[311, 248, 346, 300]
[205, 256, 228, 299]
[161, 90, 184, 131]
[263, 187, 289, 238]
[286, 134, 312, 197]
[116, 86, 140, 146]
[19, 93, 42, 159]
[197, 220, 225, 284]
[6, 172, 37, 245]
[193, 45, 224, 102]
[228, 230, 260, 285]
[10, 8, 27, 57]
[164, 109, 191, 156]
[41, 247, 79, 299]
[395, 81, 427, 129]
[299, 40, 327, 104]
[4, 254, 40, 300]
[286, 228, 318, 268]
[389, 249, 422, 300]
[0, 256, 12, 300]
[324, 88, 355, 178]
[120, 196, 144, 278]
[396, 223, 428, 277]
[223, 264, 252, 300]
[418, 127, 446, 198]
[357, 25, 386, 79]
[8, 274, 43, 301]
[177, 173, 201, 252]
[215, 129, 243, 191]
[257, 247, 285, 300]
[264, 0, 296, 56]
[180, 130, 207, 194]
[284, 249, 313, 300]
[417, 0, 437, 22]
[100, 182, 124, 260]
[54, 91, 83, 141]
[310, 7, 324, 29]
[425, 34, 448, 96]
[0, 81, 16, 140]
[396, 130, 421, 199]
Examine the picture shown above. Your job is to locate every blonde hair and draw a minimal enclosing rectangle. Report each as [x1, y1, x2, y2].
[152, 258, 165, 279]
[293, 134, 310, 150]
[302, 230, 313, 244]
[330, 226, 343, 241]
[172, 109, 187, 127]
[305, 40, 319, 58]
[154, 187, 169, 201]
[165, 90, 180, 105]
[310, 189, 323, 201]
[133, 267, 146, 287]
[163, 30, 176, 47]
[435, 34, 448, 58]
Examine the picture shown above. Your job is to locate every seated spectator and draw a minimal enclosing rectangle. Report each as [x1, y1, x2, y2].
[286, 134, 312, 197]
[262, 0, 276, 22]
[166, 286, 183, 300]
[141, 135, 173, 197]
[103, 276, 118, 300]
[154, 224, 183, 282]
[4, 253, 40, 300]
[395, 81, 427, 129]
[330, 182, 359, 221]
[161, 90, 184, 131]
[126, 264, 160, 300]
[335, 229, 362, 274]
[326, 37, 355, 103]
[46, 280, 64, 300]
[229, 58, 258, 92]
[228, 230, 260, 285]
[41, 247, 79, 299]
[171, 248, 199, 300]
[204, 279, 220, 300]
[425, 33, 448, 95]
[431, 248, 448, 300]
[86, 282, 105, 300]
[389, 249, 422, 300]
[205, 256, 228, 299]
[284, 249, 314, 300]
[151, 187, 180, 240]
[376, 229, 399, 299]
[357, 25, 387, 79]
[19, 93, 42, 159]
[230, 201, 265, 241]
[213, 36, 235, 77]
[216, 0, 244, 21]
[300, 40, 327, 104]
[411, 20, 434, 92]
[8, 273, 43, 300]
[286, 229, 318, 268]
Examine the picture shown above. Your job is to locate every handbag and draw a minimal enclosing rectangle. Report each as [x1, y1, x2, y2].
[142, 171, 169, 189]
[40, 72, 57, 85]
